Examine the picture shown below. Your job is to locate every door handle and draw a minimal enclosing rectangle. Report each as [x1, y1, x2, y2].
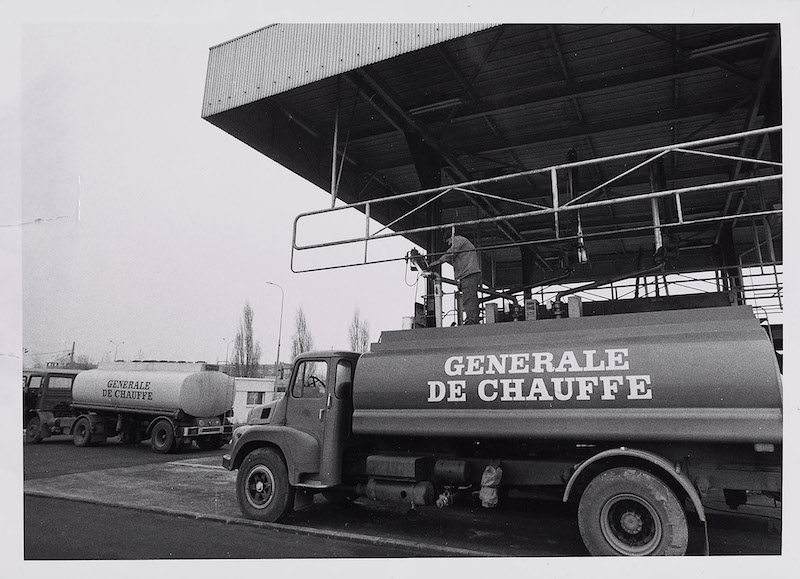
[318, 408, 325, 421]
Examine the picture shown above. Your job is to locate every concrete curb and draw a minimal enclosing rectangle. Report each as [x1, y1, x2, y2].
[24, 489, 496, 558]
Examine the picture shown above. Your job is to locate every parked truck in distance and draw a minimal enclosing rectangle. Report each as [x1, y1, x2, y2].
[24, 361, 235, 453]
[223, 305, 782, 556]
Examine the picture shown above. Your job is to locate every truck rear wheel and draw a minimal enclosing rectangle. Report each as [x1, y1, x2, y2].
[150, 419, 175, 454]
[237, 447, 295, 522]
[578, 467, 688, 556]
[25, 416, 43, 444]
[72, 417, 92, 447]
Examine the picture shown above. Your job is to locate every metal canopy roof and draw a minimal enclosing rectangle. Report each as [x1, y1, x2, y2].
[203, 23, 781, 299]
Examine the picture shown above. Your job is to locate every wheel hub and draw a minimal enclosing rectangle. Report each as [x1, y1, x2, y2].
[600, 494, 662, 555]
[246, 466, 275, 509]
[620, 511, 643, 534]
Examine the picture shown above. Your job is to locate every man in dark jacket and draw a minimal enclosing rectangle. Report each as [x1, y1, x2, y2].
[429, 230, 482, 324]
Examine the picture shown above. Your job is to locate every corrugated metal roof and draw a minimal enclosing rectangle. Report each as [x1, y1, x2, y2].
[202, 23, 499, 118]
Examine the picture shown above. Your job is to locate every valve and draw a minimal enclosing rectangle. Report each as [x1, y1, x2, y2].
[436, 488, 454, 508]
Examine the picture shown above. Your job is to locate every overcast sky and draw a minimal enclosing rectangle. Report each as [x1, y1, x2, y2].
[13, 11, 433, 367]
[3, 1, 799, 575]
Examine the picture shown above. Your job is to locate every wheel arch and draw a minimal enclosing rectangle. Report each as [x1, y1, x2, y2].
[563, 447, 706, 524]
[146, 416, 177, 436]
[229, 426, 320, 485]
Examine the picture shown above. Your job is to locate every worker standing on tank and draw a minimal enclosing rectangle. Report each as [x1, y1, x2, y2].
[428, 229, 482, 325]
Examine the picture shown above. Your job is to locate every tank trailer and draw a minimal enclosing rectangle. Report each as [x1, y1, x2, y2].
[25, 361, 235, 453]
[223, 306, 782, 556]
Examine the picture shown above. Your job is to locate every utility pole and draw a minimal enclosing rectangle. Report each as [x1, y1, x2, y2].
[266, 281, 285, 379]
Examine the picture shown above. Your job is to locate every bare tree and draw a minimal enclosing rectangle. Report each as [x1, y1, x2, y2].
[73, 355, 97, 370]
[231, 302, 262, 377]
[348, 307, 371, 352]
[291, 306, 314, 360]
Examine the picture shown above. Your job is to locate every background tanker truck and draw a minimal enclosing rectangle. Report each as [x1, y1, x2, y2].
[223, 305, 782, 556]
[25, 361, 235, 453]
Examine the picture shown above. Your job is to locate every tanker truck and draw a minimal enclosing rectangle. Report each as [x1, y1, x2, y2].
[27, 361, 235, 453]
[223, 305, 782, 556]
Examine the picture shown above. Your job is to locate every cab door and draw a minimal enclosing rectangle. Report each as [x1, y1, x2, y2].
[318, 358, 355, 485]
[284, 359, 329, 456]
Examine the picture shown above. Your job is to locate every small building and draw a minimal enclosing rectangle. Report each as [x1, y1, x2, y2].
[232, 377, 281, 424]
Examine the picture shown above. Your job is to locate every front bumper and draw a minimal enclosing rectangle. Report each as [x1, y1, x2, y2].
[181, 424, 234, 437]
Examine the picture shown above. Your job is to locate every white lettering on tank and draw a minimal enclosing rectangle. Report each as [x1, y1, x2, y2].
[626, 375, 653, 399]
[478, 379, 498, 401]
[427, 381, 446, 402]
[500, 378, 526, 401]
[555, 350, 582, 373]
[444, 356, 464, 376]
[465, 356, 484, 375]
[509, 353, 530, 373]
[576, 376, 598, 400]
[606, 349, 630, 370]
[531, 352, 554, 373]
[600, 376, 623, 400]
[485, 355, 508, 374]
[525, 378, 554, 401]
[446, 380, 467, 402]
[583, 350, 606, 371]
[553, 377, 575, 401]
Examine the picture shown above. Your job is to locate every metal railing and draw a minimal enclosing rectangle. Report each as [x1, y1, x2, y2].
[291, 126, 782, 274]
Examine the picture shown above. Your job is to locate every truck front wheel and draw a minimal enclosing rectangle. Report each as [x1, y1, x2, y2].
[237, 447, 295, 522]
[150, 419, 175, 454]
[25, 416, 43, 444]
[578, 467, 688, 556]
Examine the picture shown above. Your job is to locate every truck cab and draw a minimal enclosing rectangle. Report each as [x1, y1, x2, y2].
[23, 368, 81, 443]
[223, 350, 359, 520]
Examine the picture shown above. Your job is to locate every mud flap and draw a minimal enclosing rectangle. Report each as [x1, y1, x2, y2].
[294, 488, 314, 512]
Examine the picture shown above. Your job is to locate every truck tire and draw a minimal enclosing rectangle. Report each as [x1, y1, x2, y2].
[72, 417, 92, 447]
[150, 419, 175, 454]
[578, 467, 688, 556]
[237, 447, 295, 522]
[25, 416, 43, 444]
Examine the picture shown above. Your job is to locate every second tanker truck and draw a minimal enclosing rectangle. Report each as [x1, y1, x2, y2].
[26, 361, 235, 453]
[222, 305, 782, 556]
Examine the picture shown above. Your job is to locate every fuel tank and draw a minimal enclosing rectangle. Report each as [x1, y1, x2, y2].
[352, 306, 782, 443]
[72, 365, 235, 418]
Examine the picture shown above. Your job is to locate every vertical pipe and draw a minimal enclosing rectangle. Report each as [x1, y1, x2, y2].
[650, 197, 663, 252]
[330, 79, 341, 208]
[648, 163, 663, 253]
[434, 276, 443, 328]
[675, 193, 684, 223]
[364, 203, 370, 263]
[551, 168, 560, 239]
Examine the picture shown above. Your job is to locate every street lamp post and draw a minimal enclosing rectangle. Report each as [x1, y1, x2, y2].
[223, 337, 230, 365]
[266, 281, 284, 378]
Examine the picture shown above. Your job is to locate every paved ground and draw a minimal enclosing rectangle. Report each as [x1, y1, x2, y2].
[24, 496, 424, 559]
[24, 451, 781, 557]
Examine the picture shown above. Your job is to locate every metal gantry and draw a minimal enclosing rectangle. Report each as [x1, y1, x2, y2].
[291, 126, 782, 320]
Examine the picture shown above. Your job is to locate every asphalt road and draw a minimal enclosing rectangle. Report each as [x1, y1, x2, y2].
[22, 434, 781, 559]
[24, 496, 421, 559]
